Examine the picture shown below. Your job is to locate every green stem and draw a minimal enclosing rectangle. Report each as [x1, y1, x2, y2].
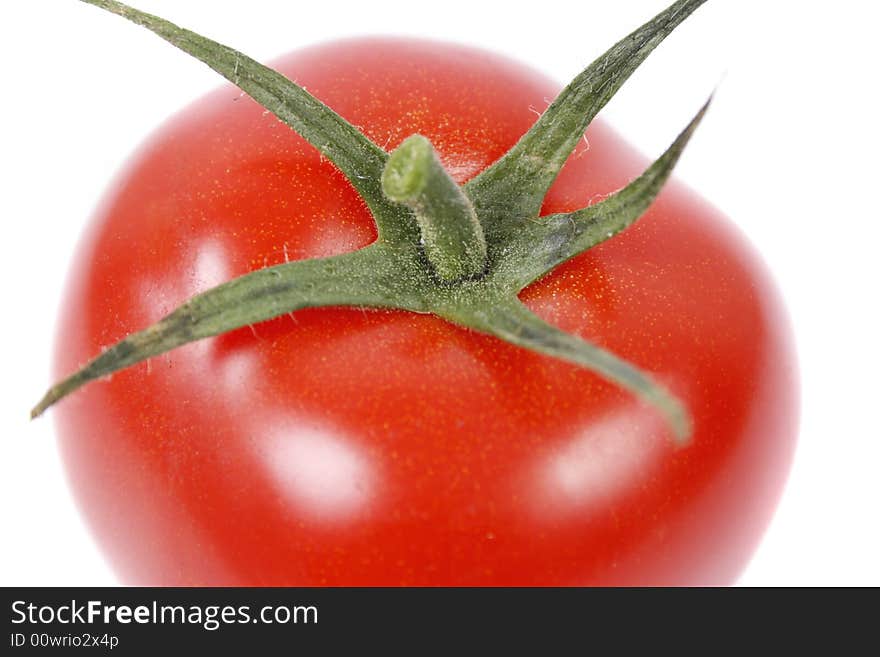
[382, 135, 487, 282]
[465, 0, 707, 236]
[78, 0, 413, 241]
[465, 300, 692, 444]
[30, 246, 429, 419]
[499, 96, 712, 289]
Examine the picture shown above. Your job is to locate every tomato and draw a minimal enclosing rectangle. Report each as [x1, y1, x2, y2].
[53, 37, 798, 585]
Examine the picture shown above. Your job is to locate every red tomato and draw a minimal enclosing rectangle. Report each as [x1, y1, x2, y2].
[54, 38, 798, 585]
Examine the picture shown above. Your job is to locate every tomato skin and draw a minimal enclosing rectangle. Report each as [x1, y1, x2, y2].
[54, 38, 798, 585]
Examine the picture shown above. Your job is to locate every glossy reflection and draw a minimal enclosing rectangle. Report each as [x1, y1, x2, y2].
[530, 408, 664, 517]
[138, 238, 231, 324]
[258, 419, 376, 522]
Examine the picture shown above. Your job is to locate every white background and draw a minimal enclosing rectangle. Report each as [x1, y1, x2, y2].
[2, 0, 877, 586]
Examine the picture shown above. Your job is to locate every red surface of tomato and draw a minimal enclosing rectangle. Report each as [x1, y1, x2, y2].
[54, 38, 798, 585]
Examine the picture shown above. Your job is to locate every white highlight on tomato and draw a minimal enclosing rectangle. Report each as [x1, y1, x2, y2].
[261, 422, 375, 522]
[533, 408, 665, 515]
[138, 238, 231, 321]
[189, 239, 231, 296]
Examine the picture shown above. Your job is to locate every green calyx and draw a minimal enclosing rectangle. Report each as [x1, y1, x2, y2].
[33, 0, 712, 444]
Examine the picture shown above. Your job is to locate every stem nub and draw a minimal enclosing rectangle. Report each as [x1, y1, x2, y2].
[382, 135, 487, 282]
